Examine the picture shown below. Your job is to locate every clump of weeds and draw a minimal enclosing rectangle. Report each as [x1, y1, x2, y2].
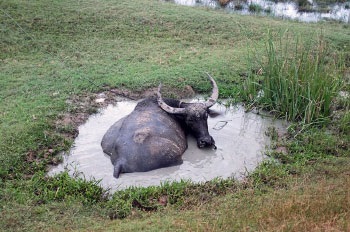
[105, 178, 239, 219]
[242, 30, 345, 125]
[30, 171, 109, 205]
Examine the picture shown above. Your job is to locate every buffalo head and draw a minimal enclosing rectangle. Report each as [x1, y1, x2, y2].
[157, 73, 219, 148]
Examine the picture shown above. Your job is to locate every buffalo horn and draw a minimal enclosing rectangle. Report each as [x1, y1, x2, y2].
[157, 73, 219, 113]
[203, 73, 219, 108]
[157, 84, 187, 115]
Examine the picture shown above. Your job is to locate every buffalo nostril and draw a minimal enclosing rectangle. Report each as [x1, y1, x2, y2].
[198, 139, 213, 148]
[198, 140, 206, 148]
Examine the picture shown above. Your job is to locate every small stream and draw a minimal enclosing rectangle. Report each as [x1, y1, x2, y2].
[168, 0, 350, 23]
[49, 97, 287, 192]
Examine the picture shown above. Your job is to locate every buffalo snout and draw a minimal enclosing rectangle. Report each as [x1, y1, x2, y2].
[197, 136, 215, 148]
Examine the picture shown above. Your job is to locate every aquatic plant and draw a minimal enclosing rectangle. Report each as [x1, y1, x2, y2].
[234, 4, 244, 10]
[242, 31, 344, 124]
[249, 3, 263, 12]
[297, 0, 313, 9]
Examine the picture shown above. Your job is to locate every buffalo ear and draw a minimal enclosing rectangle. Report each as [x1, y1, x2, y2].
[208, 109, 221, 118]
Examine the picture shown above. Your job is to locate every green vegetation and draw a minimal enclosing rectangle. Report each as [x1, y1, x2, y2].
[234, 4, 244, 10]
[242, 31, 345, 124]
[248, 3, 263, 13]
[297, 0, 314, 12]
[1, 0, 349, 231]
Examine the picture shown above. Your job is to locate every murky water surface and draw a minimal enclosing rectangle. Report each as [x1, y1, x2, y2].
[49, 98, 287, 192]
[168, 0, 350, 23]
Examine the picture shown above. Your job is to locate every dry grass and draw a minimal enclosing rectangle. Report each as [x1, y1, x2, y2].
[249, 178, 350, 231]
[209, 159, 350, 231]
[100, 159, 350, 231]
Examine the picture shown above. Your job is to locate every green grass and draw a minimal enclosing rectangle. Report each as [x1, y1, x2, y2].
[1, 0, 350, 231]
[242, 30, 346, 124]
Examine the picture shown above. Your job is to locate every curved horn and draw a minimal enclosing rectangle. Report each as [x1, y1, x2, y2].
[157, 83, 186, 115]
[204, 72, 219, 108]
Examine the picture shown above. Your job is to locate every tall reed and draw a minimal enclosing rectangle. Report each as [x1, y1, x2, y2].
[242, 31, 344, 124]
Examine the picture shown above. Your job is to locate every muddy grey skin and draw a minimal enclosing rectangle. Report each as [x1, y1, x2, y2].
[101, 74, 219, 178]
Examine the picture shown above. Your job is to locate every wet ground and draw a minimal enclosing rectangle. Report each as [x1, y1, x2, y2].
[49, 97, 287, 192]
[168, 0, 350, 23]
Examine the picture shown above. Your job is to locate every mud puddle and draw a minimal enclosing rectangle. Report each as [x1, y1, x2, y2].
[49, 98, 287, 192]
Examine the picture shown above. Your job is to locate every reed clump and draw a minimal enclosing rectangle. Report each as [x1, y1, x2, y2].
[242, 31, 345, 124]
[249, 3, 263, 12]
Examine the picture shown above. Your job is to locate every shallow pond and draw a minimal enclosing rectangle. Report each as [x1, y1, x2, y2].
[168, 0, 350, 23]
[49, 97, 287, 192]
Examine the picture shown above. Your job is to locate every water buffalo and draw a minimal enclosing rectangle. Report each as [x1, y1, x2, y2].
[101, 74, 219, 178]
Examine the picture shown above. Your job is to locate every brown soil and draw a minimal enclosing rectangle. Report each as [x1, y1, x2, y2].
[218, 0, 232, 6]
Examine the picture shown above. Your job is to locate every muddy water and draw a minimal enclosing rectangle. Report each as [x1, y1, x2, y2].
[49, 98, 287, 192]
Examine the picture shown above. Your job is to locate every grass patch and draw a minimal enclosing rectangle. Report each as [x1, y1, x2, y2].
[31, 171, 108, 204]
[106, 178, 238, 219]
[242, 30, 345, 124]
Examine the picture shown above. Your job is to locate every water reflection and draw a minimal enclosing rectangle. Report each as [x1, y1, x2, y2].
[169, 0, 350, 23]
